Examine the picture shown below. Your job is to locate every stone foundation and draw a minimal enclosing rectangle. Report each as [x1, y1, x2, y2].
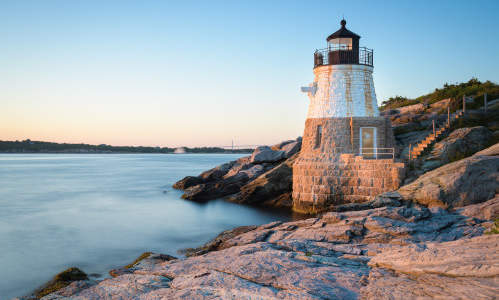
[292, 154, 405, 213]
[292, 115, 404, 213]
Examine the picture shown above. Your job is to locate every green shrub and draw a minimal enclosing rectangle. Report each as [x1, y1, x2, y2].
[35, 267, 88, 298]
[485, 219, 499, 235]
[381, 78, 499, 111]
[380, 96, 419, 110]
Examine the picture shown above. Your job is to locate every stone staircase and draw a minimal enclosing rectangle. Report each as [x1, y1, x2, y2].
[409, 110, 464, 160]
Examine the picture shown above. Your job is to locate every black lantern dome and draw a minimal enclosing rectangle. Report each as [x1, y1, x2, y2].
[313, 19, 373, 68]
[326, 19, 360, 42]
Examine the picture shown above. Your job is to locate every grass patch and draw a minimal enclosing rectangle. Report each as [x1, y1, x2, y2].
[125, 252, 153, 269]
[35, 267, 88, 298]
[485, 219, 499, 235]
[381, 78, 499, 111]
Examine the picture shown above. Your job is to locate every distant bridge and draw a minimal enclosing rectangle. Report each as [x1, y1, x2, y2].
[218, 144, 264, 150]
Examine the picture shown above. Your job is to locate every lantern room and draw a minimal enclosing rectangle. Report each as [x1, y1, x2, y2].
[314, 19, 373, 68]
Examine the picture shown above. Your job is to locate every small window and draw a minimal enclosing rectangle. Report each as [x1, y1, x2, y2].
[314, 125, 322, 149]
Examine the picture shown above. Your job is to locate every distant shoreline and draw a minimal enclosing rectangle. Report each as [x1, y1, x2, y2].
[0, 140, 253, 154]
[0, 151, 252, 154]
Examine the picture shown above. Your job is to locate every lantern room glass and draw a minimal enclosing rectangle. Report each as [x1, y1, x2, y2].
[328, 38, 352, 50]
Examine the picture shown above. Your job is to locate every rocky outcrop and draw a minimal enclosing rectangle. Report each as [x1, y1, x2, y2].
[281, 141, 300, 158]
[227, 154, 297, 207]
[475, 142, 499, 156]
[179, 175, 249, 202]
[397, 143, 499, 208]
[455, 193, 499, 220]
[38, 199, 498, 299]
[381, 97, 499, 162]
[109, 252, 176, 278]
[29, 268, 89, 299]
[250, 146, 285, 163]
[363, 235, 499, 299]
[425, 126, 492, 168]
[179, 225, 258, 257]
[173, 137, 301, 205]
[172, 176, 203, 190]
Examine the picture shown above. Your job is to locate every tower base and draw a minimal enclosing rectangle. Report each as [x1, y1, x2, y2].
[292, 154, 405, 214]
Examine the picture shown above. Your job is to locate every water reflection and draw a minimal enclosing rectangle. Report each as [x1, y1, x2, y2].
[0, 154, 295, 298]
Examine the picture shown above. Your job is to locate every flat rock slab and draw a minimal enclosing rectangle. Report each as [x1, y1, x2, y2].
[40, 202, 497, 299]
[397, 144, 499, 208]
[369, 235, 499, 277]
[364, 235, 499, 299]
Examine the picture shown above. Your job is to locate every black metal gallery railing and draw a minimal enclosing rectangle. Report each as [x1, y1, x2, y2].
[314, 46, 373, 68]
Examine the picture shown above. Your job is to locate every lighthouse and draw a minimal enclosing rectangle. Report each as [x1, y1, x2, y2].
[292, 20, 405, 213]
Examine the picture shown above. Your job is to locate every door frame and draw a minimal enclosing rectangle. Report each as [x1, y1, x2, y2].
[359, 127, 377, 158]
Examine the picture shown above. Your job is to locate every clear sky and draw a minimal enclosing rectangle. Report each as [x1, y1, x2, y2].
[1, 0, 498, 147]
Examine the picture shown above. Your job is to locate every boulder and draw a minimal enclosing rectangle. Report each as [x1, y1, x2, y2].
[397, 143, 499, 208]
[454, 194, 499, 220]
[182, 171, 254, 201]
[222, 156, 252, 178]
[250, 146, 285, 164]
[271, 140, 294, 150]
[172, 176, 203, 190]
[394, 103, 425, 115]
[363, 235, 499, 299]
[173, 159, 241, 191]
[199, 160, 236, 181]
[237, 164, 266, 180]
[281, 140, 301, 158]
[475, 142, 499, 156]
[227, 154, 297, 207]
[179, 225, 258, 257]
[428, 126, 493, 164]
[333, 193, 402, 212]
[392, 122, 425, 135]
[173, 139, 301, 206]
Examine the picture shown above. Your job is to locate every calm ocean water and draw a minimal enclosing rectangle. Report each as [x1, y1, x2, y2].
[0, 154, 294, 299]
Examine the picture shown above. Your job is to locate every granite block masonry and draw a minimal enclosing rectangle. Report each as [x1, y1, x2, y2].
[293, 20, 405, 213]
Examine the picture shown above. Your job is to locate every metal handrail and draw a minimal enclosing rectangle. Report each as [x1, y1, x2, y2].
[314, 46, 373, 68]
[308, 146, 395, 160]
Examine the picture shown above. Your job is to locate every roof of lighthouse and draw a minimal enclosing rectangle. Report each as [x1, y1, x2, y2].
[327, 19, 360, 42]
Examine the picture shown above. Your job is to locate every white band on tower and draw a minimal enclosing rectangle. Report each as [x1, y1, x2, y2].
[305, 64, 379, 119]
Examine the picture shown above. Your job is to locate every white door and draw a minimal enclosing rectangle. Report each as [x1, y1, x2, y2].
[360, 127, 377, 158]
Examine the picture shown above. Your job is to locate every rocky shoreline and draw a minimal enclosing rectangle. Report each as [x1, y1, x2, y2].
[20, 143, 499, 299]
[17, 103, 499, 299]
[24, 192, 498, 299]
[173, 139, 302, 209]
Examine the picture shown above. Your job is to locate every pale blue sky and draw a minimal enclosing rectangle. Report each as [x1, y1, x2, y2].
[1, 0, 498, 147]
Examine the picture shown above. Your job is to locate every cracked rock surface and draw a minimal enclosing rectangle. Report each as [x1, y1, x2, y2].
[39, 197, 499, 299]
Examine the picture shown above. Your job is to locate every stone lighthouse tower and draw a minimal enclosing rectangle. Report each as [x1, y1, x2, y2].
[292, 20, 405, 213]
